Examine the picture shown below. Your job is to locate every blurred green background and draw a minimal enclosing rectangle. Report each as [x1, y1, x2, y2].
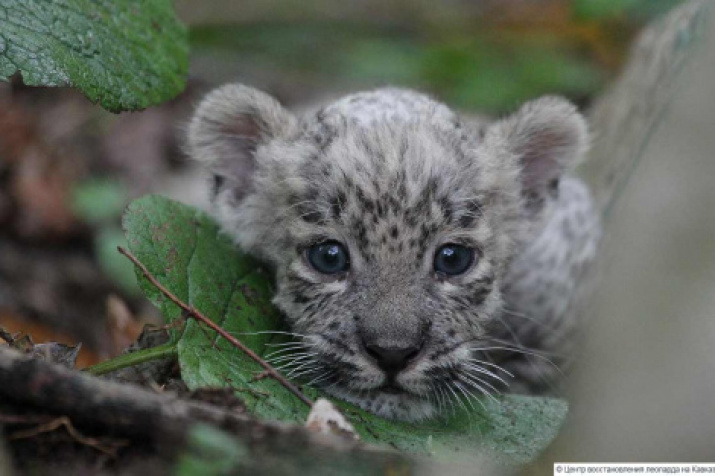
[180, 0, 683, 113]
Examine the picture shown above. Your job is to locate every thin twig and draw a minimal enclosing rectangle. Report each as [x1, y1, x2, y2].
[117, 246, 314, 408]
[251, 370, 271, 382]
[6, 415, 127, 457]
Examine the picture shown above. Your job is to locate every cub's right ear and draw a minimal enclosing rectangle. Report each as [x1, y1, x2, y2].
[187, 84, 297, 201]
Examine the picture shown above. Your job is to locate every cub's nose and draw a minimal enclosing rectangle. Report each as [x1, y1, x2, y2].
[364, 343, 422, 375]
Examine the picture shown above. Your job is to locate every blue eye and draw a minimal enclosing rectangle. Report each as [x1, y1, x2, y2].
[434, 244, 475, 276]
[306, 241, 350, 274]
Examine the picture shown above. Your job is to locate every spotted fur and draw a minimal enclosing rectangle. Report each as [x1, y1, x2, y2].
[187, 84, 601, 421]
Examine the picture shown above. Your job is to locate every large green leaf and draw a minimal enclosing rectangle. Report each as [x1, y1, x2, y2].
[123, 195, 567, 465]
[124, 195, 313, 421]
[0, 0, 187, 112]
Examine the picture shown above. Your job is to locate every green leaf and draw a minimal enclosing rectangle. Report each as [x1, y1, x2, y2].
[0, 0, 188, 112]
[175, 424, 248, 476]
[573, 0, 640, 20]
[123, 195, 567, 465]
[572, 0, 682, 21]
[123, 195, 308, 421]
[331, 395, 566, 465]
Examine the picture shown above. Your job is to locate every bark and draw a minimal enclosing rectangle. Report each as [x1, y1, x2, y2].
[0, 346, 417, 474]
[581, 0, 711, 218]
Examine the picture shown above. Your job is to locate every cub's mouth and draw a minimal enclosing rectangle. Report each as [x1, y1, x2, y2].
[377, 383, 404, 394]
[266, 334, 511, 421]
[325, 380, 438, 421]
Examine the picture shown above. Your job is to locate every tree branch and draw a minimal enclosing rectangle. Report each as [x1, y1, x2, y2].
[0, 346, 416, 473]
[117, 246, 314, 408]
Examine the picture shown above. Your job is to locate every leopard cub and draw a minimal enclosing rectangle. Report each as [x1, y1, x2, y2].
[187, 85, 600, 421]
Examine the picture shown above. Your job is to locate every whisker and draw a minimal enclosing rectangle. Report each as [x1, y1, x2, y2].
[490, 317, 564, 390]
[271, 353, 317, 369]
[474, 345, 565, 382]
[285, 359, 322, 378]
[496, 305, 562, 334]
[264, 341, 309, 350]
[444, 382, 468, 415]
[486, 338, 566, 358]
[464, 357, 515, 378]
[454, 381, 483, 412]
[429, 385, 444, 415]
[285, 199, 331, 213]
[289, 369, 321, 380]
[469, 345, 559, 363]
[267, 353, 314, 366]
[460, 372, 497, 399]
[264, 345, 310, 359]
[274, 359, 315, 372]
[264, 341, 308, 348]
[437, 387, 448, 416]
[459, 373, 500, 405]
[461, 368, 504, 395]
[304, 370, 335, 387]
[462, 362, 511, 387]
[265, 353, 307, 364]
[237, 330, 309, 338]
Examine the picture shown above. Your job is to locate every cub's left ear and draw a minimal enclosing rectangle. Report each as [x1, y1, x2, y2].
[488, 96, 588, 211]
[186, 84, 297, 202]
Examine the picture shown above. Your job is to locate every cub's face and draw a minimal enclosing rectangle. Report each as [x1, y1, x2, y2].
[188, 85, 586, 420]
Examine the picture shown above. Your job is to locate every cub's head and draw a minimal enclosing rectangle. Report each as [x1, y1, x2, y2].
[187, 84, 587, 420]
